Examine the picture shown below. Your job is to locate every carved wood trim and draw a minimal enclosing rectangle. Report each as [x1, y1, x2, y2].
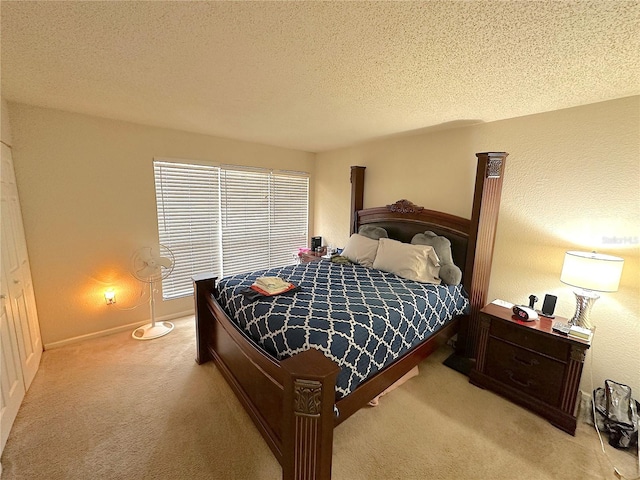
[293, 379, 322, 418]
[570, 345, 586, 363]
[487, 156, 504, 178]
[282, 349, 340, 480]
[292, 380, 324, 479]
[386, 199, 424, 214]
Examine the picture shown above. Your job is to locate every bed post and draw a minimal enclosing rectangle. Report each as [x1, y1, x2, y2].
[461, 152, 508, 361]
[350, 166, 366, 235]
[281, 349, 340, 480]
[193, 273, 217, 365]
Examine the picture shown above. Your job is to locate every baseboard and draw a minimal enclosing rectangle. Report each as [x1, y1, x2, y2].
[43, 311, 193, 350]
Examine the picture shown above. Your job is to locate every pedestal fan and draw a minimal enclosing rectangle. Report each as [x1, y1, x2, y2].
[130, 245, 175, 340]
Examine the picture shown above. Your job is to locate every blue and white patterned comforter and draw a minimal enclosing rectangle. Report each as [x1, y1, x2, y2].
[215, 260, 469, 399]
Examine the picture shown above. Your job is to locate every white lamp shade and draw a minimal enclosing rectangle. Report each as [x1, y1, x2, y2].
[560, 251, 624, 292]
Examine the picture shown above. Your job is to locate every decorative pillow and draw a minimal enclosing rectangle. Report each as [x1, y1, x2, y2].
[341, 234, 379, 268]
[372, 238, 441, 284]
[411, 231, 462, 285]
[358, 225, 388, 241]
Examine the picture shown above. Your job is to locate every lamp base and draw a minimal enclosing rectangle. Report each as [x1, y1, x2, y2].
[569, 289, 599, 329]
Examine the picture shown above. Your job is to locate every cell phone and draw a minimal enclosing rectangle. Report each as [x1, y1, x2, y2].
[541, 294, 557, 318]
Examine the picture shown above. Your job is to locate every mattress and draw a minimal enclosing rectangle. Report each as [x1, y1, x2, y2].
[215, 259, 469, 399]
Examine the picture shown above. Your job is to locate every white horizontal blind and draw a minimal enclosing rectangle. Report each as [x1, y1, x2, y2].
[220, 168, 271, 276]
[270, 173, 309, 267]
[220, 166, 309, 276]
[154, 161, 221, 299]
[154, 161, 309, 298]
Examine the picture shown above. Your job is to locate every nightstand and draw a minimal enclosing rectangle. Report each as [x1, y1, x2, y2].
[469, 303, 591, 435]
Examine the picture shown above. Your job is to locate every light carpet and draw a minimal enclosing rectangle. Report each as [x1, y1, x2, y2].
[2, 317, 637, 480]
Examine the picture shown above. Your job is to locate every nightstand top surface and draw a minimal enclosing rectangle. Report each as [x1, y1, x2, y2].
[481, 303, 591, 346]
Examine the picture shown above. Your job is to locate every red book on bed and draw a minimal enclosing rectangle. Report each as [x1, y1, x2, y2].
[250, 283, 297, 296]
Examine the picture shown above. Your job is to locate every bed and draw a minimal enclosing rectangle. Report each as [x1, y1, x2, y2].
[193, 152, 507, 480]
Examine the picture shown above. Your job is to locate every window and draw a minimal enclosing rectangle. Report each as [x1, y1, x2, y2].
[154, 161, 221, 300]
[154, 160, 309, 300]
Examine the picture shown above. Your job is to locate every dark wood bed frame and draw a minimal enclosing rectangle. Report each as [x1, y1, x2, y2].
[193, 152, 507, 480]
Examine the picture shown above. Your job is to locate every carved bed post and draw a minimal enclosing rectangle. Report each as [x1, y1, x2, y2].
[193, 273, 217, 365]
[350, 166, 365, 235]
[462, 152, 508, 359]
[281, 349, 340, 480]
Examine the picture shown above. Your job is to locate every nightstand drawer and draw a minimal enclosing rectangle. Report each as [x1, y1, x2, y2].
[489, 317, 568, 361]
[485, 337, 564, 406]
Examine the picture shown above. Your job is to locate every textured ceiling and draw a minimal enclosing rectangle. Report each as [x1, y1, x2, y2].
[2, 1, 639, 152]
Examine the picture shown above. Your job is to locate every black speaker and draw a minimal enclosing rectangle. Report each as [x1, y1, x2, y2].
[541, 294, 557, 317]
[311, 236, 322, 251]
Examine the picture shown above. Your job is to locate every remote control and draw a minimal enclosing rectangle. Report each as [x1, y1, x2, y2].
[552, 322, 571, 335]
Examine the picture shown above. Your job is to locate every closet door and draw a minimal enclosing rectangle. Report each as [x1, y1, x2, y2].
[0, 267, 26, 452]
[0, 142, 42, 390]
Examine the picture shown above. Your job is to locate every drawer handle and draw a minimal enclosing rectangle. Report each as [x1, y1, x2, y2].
[507, 370, 533, 389]
[512, 355, 539, 367]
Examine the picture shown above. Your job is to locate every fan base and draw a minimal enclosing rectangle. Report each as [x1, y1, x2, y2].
[131, 321, 174, 340]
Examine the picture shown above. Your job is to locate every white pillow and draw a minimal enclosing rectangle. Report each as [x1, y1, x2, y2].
[341, 234, 379, 268]
[373, 238, 441, 284]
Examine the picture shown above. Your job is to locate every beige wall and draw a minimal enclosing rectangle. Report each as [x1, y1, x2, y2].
[315, 96, 640, 394]
[8, 103, 315, 346]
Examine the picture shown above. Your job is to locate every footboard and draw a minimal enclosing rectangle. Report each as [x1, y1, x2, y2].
[193, 274, 340, 480]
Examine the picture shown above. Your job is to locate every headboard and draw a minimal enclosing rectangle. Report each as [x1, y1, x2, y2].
[349, 152, 507, 359]
[355, 199, 471, 286]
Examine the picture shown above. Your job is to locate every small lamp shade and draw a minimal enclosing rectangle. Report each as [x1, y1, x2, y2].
[560, 251, 624, 328]
[560, 251, 624, 292]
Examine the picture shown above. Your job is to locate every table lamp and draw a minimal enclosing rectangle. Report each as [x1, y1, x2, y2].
[560, 251, 624, 329]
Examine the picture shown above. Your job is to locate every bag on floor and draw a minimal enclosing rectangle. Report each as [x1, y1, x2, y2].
[592, 379, 639, 449]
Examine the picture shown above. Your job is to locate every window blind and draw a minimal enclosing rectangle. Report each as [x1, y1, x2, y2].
[154, 161, 221, 300]
[153, 160, 309, 299]
[220, 167, 271, 276]
[269, 173, 309, 267]
[220, 167, 309, 276]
